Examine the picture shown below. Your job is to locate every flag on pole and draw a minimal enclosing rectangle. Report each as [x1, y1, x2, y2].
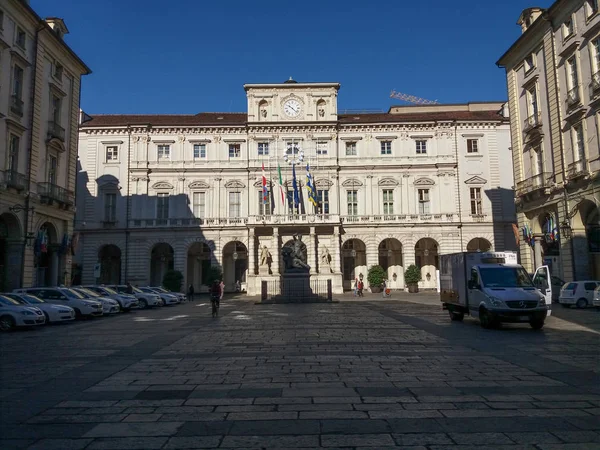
[261, 163, 269, 204]
[292, 163, 300, 209]
[306, 163, 318, 207]
[277, 163, 285, 206]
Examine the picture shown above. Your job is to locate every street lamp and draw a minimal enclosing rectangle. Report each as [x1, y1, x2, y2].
[351, 249, 356, 258]
[232, 252, 238, 261]
[560, 220, 572, 239]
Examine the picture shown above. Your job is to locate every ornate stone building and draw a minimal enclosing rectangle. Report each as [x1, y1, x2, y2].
[0, 0, 90, 290]
[498, 1, 600, 281]
[75, 80, 515, 294]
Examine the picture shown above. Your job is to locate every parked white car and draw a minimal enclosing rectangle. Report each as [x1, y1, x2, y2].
[593, 286, 600, 308]
[140, 287, 178, 305]
[559, 281, 600, 308]
[83, 286, 138, 311]
[14, 287, 103, 318]
[4, 292, 75, 323]
[152, 287, 185, 302]
[108, 285, 162, 309]
[71, 288, 120, 314]
[0, 294, 46, 331]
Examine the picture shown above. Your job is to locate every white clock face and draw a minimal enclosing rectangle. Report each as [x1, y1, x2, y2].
[283, 99, 301, 118]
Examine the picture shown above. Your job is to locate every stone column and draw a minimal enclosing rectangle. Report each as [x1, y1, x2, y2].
[333, 226, 341, 273]
[309, 226, 317, 274]
[272, 227, 280, 274]
[533, 235, 543, 270]
[248, 229, 256, 275]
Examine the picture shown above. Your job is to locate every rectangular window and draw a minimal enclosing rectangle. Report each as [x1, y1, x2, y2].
[257, 142, 269, 156]
[470, 188, 482, 215]
[526, 86, 538, 118]
[524, 54, 535, 72]
[593, 37, 600, 74]
[588, 0, 599, 16]
[47, 155, 57, 185]
[345, 141, 357, 156]
[53, 63, 63, 81]
[12, 65, 24, 99]
[573, 123, 586, 162]
[567, 56, 579, 90]
[258, 190, 271, 215]
[316, 141, 328, 155]
[380, 141, 392, 155]
[192, 192, 205, 218]
[563, 18, 574, 39]
[382, 189, 394, 215]
[16, 27, 26, 48]
[105, 146, 118, 162]
[8, 135, 19, 172]
[347, 190, 358, 216]
[229, 191, 241, 217]
[467, 139, 479, 153]
[193, 143, 206, 159]
[532, 146, 544, 176]
[0, 10, 4, 30]
[317, 189, 329, 214]
[229, 143, 241, 158]
[51, 95, 62, 125]
[415, 140, 427, 154]
[104, 193, 117, 222]
[156, 193, 169, 219]
[157, 144, 170, 160]
[418, 188, 430, 214]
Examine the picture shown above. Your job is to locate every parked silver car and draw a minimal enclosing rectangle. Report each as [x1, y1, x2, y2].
[4, 292, 75, 323]
[83, 285, 138, 311]
[14, 287, 103, 318]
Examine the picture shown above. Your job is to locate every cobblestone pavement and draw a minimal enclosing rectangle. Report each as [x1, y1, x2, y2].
[1, 296, 599, 449]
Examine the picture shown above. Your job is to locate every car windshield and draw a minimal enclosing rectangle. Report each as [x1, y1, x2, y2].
[154, 287, 168, 293]
[63, 289, 85, 299]
[0, 295, 21, 306]
[132, 287, 144, 294]
[139, 287, 152, 293]
[100, 287, 118, 295]
[75, 288, 101, 297]
[479, 267, 534, 288]
[10, 294, 44, 304]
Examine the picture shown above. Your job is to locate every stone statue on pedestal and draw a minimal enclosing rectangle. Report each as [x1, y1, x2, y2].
[320, 246, 332, 273]
[259, 245, 272, 274]
[282, 234, 310, 273]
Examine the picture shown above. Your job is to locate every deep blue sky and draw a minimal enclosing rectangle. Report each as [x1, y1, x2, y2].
[33, 0, 552, 114]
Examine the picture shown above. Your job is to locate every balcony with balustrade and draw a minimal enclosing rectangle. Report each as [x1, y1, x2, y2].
[523, 112, 542, 134]
[47, 121, 66, 142]
[10, 95, 24, 117]
[567, 160, 588, 180]
[0, 170, 28, 192]
[340, 213, 457, 225]
[590, 70, 600, 97]
[37, 182, 74, 207]
[516, 172, 553, 196]
[129, 217, 249, 228]
[566, 86, 581, 108]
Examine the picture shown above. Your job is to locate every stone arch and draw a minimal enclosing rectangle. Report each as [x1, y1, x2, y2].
[0, 212, 23, 291]
[186, 241, 213, 293]
[98, 244, 122, 284]
[415, 238, 439, 289]
[316, 99, 326, 119]
[572, 198, 600, 279]
[341, 238, 367, 290]
[222, 241, 248, 291]
[35, 222, 60, 287]
[258, 99, 269, 120]
[466, 237, 493, 252]
[150, 242, 174, 286]
[378, 238, 404, 289]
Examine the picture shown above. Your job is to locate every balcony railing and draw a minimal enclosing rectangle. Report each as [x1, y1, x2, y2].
[248, 214, 340, 225]
[341, 213, 457, 224]
[567, 160, 588, 179]
[516, 172, 552, 196]
[129, 217, 249, 228]
[567, 86, 581, 107]
[10, 95, 24, 116]
[47, 120, 66, 142]
[590, 70, 600, 95]
[37, 182, 74, 206]
[523, 112, 542, 132]
[0, 170, 27, 191]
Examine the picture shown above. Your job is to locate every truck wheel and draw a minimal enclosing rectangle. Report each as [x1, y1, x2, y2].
[530, 319, 545, 330]
[576, 298, 588, 309]
[449, 310, 464, 321]
[479, 307, 494, 329]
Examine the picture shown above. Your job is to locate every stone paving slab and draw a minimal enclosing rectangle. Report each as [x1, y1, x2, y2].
[1, 299, 599, 448]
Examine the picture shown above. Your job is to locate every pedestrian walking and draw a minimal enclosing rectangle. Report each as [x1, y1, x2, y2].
[357, 279, 364, 297]
[187, 284, 194, 302]
[126, 282, 134, 295]
[353, 278, 358, 297]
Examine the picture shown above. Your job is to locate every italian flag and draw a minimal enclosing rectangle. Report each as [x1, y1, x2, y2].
[277, 163, 285, 206]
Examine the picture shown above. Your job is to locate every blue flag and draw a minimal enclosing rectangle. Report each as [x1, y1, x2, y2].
[292, 163, 300, 208]
[306, 164, 317, 207]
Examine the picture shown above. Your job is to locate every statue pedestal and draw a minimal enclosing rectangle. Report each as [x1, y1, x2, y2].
[263, 272, 332, 303]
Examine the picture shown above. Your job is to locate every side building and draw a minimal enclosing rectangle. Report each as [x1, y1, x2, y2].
[498, 1, 600, 281]
[75, 80, 516, 295]
[0, 0, 91, 290]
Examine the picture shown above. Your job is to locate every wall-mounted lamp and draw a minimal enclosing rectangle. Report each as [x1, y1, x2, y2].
[232, 252, 238, 261]
[560, 220, 572, 239]
[351, 249, 356, 257]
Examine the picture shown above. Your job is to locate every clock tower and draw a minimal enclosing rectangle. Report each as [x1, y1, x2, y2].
[244, 78, 340, 123]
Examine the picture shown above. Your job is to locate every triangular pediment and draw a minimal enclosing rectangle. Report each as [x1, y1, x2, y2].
[464, 176, 487, 185]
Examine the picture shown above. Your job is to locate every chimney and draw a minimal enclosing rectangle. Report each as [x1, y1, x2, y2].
[45, 17, 69, 39]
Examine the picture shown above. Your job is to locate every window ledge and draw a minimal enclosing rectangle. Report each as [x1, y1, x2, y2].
[464, 153, 483, 158]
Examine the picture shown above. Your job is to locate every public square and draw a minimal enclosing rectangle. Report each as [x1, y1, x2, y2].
[1, 294, 599, 450]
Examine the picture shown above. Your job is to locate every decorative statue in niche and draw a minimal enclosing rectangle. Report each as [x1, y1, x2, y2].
[320, 247, 332, 273]
[260, 245, 272, 272]
[318, 108, 325, 117]
[282, 234, 310, 273]
[260, 108, 267, 118]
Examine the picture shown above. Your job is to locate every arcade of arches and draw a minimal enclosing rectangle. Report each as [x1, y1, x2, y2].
[0, 213, 23, 292]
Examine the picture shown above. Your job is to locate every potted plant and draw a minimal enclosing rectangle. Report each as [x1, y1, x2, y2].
[162, 270, 183, 292]
[405, 264, 421, 293]
[367, 265, 387, 294]
[203, 266, 223, 289]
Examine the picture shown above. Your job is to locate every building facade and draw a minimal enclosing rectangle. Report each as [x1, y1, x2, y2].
[0, 0, 90, 291]
[498, 0, 600, 282]
[75, 80, 515, 295]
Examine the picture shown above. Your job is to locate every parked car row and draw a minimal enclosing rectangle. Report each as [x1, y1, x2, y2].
[558, 280, 600, 308]
[0, 285, 185, 331]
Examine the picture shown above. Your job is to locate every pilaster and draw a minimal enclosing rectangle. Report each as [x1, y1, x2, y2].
[248, 228, 256, 275]
[272, 227, 280, 274]
[309, 226, 317, 274]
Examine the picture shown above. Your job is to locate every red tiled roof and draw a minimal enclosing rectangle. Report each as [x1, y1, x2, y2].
[81, 110, 505, 128]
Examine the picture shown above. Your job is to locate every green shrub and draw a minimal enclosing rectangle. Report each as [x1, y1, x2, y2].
[203, 265, 223, 287]
[162, 270, 183, 292]
[404, 264, 422, 285]
[367, 265, 387, 287]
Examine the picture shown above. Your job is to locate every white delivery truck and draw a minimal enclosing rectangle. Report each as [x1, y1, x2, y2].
[440, 251, 549, 329]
